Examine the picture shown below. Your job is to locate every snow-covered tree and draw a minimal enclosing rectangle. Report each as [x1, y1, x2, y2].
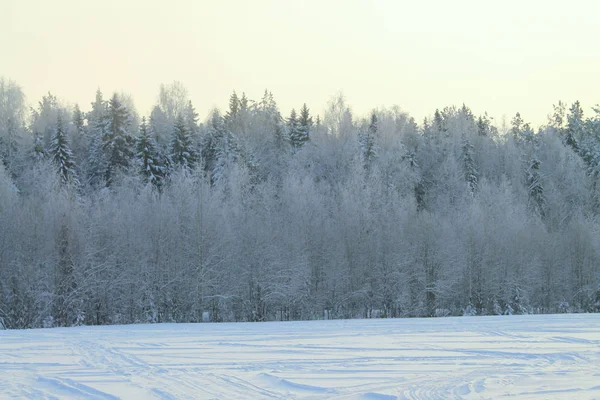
[87, 89, 109, 186]
[136, 117, 164, 185]
[49, 114, 78, 185]
[526, 158, 545, 218]
[292, 103, 312, 150]
[462, 139, 478, 194]
[170, 114, 197, 169]
[360, 111, 378, 169]
[201, 111, 240, 185]
[564, 101, 584, 152]
[103, 93, 134, 183]
[286, 108, 302, 150]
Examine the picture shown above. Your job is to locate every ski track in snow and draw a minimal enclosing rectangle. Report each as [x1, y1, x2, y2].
[1, 314, 599, 399]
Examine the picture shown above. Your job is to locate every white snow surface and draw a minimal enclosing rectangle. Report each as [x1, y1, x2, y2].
[1, 314, 600, 399]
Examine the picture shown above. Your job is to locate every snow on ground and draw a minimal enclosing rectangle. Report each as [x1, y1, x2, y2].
[1, 314, 600, 400]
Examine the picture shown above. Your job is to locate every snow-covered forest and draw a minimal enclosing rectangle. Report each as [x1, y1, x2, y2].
[1, 77, 599, 329]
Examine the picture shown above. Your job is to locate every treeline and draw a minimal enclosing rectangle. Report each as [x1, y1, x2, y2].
[1, 78, 599, 329]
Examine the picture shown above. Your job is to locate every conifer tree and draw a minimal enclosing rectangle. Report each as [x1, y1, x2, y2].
[71, 104, 87, 168]
[53, 223, 77, 326]
[258, 90, 278, 116]
[33, 133, 45, 161]
[50, 114, 78, 185]
[149, 105, 170, 150]
[103, 93, 134, 183]
[565, 101, 584, 153]
[239, 92, 249, 113]
[273, 122, 288, 153]
[460, 104, 474, 122]
[511, 112, 535, 145]
[360, 111, 378, 168]
[183, 100, 199, 137]
[511, 112, 524, 141]
[136, 117, 164, 185]
[462, 139, 478, 194]
[1, 118, 19, 169]
[477, 113, 496, 137]
[201, 111, 240, 184]
[287, 109, 303, 151]
[226, 91, 240, 121]
[87, 90, 109, 186]
[526, 158, 545, 218]
[433, 109, 445, 134]
[292, 103, 312, 150]
[170, 114, 197, 169]
[72, 104, 85, 137]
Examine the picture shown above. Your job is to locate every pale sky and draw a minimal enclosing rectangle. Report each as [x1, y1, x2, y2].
[2, 0, 600, 126]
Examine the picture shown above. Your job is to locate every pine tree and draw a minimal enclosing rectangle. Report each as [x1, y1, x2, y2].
[50, 114, 78, 185]
[103, 93, 134, 183]
[511, 112, 535, 145]
[511, 112, 524, 141]
[258, 89, 279, 116]
[477, 113, 496, 137]
[136, 117, 164, 185]
[170, 114, 197, 169]
[549, 101, 566, 132]
[460, 103, 475, 123]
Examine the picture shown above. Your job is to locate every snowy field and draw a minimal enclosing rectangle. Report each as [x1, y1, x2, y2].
[1, 314, 599, 399]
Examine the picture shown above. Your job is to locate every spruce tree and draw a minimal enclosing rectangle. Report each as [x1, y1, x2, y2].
[565, 101, 584, 153]
[462, 139, 478, 194]
[287, 109, 303, 151]
[2, 118, 19, 169]
[149, 105, 170, 150]
[87, 90, 109, 186]
[50, 114, 78, 185]
[103, 93, 134, 183]
[136, 117, 164, 185]
[184, 100, 199, 137]
[239, 92, 249, 113]
[71, 104, 87, 169]
[201, 111, 239, 185]
[226, 91, 240, 121]
[170, 114, 197, 169]
[433, 109, 445, 134]
[72, 104, 85, 137]
[526, 158, 545, 218]
[33, 133, 45, 161]
[293, 103, 312, 150]
[360, 111, 377, 168]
